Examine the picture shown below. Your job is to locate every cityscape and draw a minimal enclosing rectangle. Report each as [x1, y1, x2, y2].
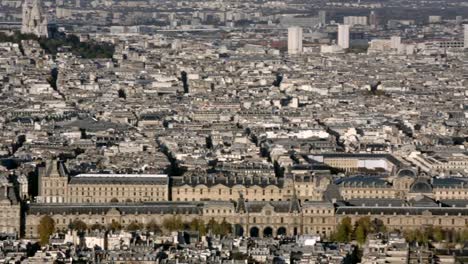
[0, 0, 468, 262]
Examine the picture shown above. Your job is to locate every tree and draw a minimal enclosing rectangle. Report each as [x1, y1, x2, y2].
[162, 216, 184, 232]
[107, 221, 122, 232]
[146, 220, 162, 234]
[353, 217, 375, 244]
[219, 220, 232, 236]
[207, 219, 232, 237]
[333, 217, 353, 242]
[189, 218, 207, 236]
[372, 218, 387, 233]
[126, 222, 143, 232]
[69, 219, 88, 232]
[90, 223, 105, 231]
[433, 227, 444, 242]
[38, 216, 55, 246]
[355, 225, 367, 245]
[460, 228, 468, 242]
[405, 229, 430, 245]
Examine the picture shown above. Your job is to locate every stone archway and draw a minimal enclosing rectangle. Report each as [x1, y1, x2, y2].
[234, 224, 244, 237]
[250, 226, 259, 238]
[263, 226, 273, 237]
[277, 226, 287, 236]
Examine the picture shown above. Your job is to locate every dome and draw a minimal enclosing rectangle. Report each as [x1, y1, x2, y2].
[397, 168, 417, 177]
[409, 179, 432, 193]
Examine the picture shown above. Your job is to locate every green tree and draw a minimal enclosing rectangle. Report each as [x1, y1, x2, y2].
[146, 220, 162, 234]
[162, 216, 184, 232]
[90, 223, 105, 231]
[189, 218, 207, 236]
[355, 225, 367, 244]
[403, 229, 430, 244]
[352, 217, 375, 244]
[371, 218, 387, 233]
[460, 228, 468, 242]
[69, 219, 88, 232]
[333, 217, 353, 242]
[432, 227, 444, 242]
[207, 219, 232, 237]
[107, 221, 122, 232]
[38, 216, 55, 246]
[218, 220, 232, 236]
[126, 222, 143, 232]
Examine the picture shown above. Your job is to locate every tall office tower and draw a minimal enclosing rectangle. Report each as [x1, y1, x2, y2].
[288, 27, 303, 55]
[369, 11, 378, 28]
[464, 24, 468, 49]
[337, 24, 350, 49]
[318, 10, 327, 25]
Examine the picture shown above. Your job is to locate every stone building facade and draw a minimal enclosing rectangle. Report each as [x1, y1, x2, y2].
[37, 160, 168, 204]
[0, 185, 21, 236]
[171, 173, 328, 202]
[25, 196, 337, 239]
[25, 195, 468, 239]
[171, 174, 291, 202]
[337, 169, 468, 202]
[25, 160, 468, 240]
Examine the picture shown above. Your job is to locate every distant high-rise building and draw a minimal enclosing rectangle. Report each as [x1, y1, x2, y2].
[464, 24, 468, 49]
[288, 27, 303, 55]
[343, 16, 367, 26]
[21, 0, 49, 38]
[337, 24, 350, 49]
[390, 36, 401, 50]
[369, 11, 378, 28]
[455, 16, 462, 25]
[428, 15, 442, 23]
[318, 10, 327, 25]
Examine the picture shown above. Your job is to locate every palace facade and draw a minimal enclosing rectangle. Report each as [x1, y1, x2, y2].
[23, 161, 468, 239]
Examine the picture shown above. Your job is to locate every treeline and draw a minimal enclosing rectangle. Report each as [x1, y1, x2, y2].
[38, 215, 232, 246]
[0, 31, 38, 43]
[331, 216, 387, 244]
[331, 216, 468, 246]
[0, 31, 114, 59]
[403, 226, 468, 245]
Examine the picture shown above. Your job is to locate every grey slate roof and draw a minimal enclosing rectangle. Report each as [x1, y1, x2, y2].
[28, 202, 203, 215]
[69, 175, 168, 185]
[336, 206, 468, 216]
[337, 176, 390, 188]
